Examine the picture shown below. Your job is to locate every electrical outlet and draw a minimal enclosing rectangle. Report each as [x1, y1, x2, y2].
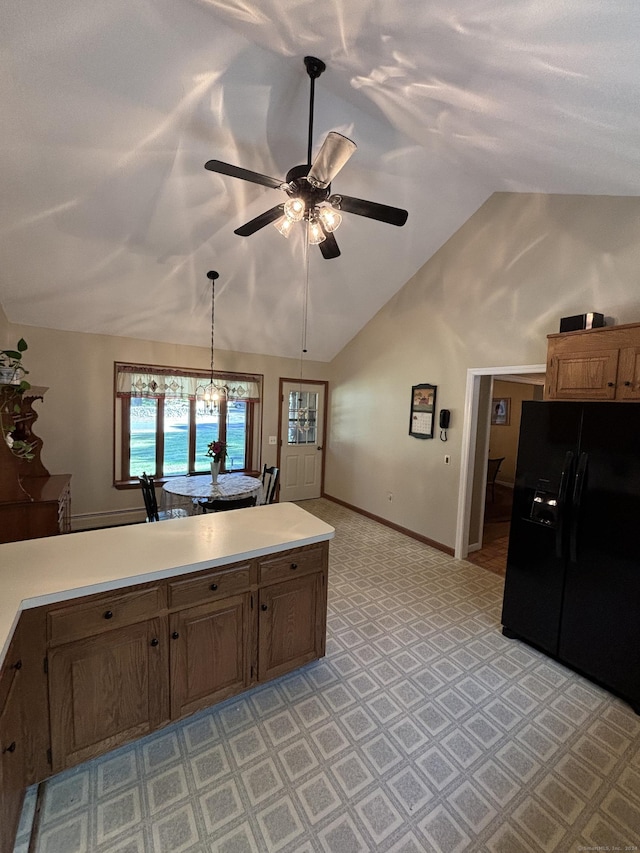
[268, 436, 277, 445]
[444, 455, 451, 465]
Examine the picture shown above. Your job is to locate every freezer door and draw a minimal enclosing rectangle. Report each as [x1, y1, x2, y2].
[501, 402, 582, 654]
[559, 403, 640, 708]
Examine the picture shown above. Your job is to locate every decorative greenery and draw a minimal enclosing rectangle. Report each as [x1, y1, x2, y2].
[0, 337, 30, 391]
[0, 378, 36, 460]
[206, 439, 227, 463]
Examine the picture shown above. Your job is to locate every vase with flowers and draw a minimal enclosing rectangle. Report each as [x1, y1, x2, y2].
[206, 439, 227, 483]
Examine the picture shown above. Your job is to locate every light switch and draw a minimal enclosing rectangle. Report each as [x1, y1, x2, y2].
[268, 435, 277, 445]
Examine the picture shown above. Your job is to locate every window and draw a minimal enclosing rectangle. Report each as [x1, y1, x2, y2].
[287, 390, 318, 445]
[115, 363, 261, 483]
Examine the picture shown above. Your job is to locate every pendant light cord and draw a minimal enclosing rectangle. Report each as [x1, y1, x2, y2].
[299, 229, 310, 392]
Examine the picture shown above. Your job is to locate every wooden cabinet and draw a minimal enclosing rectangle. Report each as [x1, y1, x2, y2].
[0, 632, 25, 853]
[170, 595, 251, 719]
[0, 385, 71, 543]
[168, 563, 253, 719]
[47, 586, 169, 773]
[545, 321, 640, 401]
[257, 544, 328, 682]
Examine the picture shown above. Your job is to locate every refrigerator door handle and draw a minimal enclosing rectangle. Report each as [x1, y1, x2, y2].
[555, 450, 575, 559]
[569, 452, 588, 563]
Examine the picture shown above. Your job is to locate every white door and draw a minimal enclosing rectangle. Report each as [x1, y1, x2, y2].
[279, 381, 325, 502]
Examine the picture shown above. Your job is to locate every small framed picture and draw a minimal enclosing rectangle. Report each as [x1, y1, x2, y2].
[491, 397, 510, 426]
[409, 384, 437, 439]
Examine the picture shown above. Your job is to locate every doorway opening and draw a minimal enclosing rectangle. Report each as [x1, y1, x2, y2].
[455, 364, 546, 564]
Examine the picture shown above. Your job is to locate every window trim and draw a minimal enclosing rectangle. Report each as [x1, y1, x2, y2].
[114, 361, 262, 486]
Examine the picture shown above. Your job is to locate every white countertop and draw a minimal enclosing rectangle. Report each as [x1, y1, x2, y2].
[0, 502, 334, 668]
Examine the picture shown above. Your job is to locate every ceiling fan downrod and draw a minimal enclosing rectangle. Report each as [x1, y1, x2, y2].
[304, 57, 326, 167]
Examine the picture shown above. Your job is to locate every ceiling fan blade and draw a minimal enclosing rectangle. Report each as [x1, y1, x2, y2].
[205, 160, 284, 190]
[307, 132, 357, 189]
[319, 229, 341, 259]
[330, 194, 408, 227]
[234, 204, 284, 236]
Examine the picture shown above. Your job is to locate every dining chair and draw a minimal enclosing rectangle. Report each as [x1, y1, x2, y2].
[486, 457, 505, 503]
[139, 473, 189, 522]
[198, 495, 257, 513]
[261, 465, 280, 504]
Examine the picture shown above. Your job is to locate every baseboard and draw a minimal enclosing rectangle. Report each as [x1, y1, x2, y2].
[322, 493, 454, 557]
[72, 507, 144, 532]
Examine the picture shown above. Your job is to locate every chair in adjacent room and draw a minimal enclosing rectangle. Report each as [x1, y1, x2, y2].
[261, 465, 280, 504]
[486, 457, 505, 503]
[139, 473, 189, 522]
[198, 495, 257, 513]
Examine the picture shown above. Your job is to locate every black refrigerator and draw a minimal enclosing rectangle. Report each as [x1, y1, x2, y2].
[501, 400, 640, 712]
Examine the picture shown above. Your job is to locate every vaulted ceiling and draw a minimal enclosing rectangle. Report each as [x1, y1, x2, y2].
[1, 1, 639, 361]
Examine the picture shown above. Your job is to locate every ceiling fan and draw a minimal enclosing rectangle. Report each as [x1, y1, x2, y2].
[204, 56, 408, 260]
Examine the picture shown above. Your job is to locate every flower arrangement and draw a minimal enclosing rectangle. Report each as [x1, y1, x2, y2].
[206, 439, 227, 463]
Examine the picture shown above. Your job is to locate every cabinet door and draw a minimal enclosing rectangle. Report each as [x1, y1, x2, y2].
[170, 594, 250, 720]
[258, 573, 323, 682]
[546, 348, 619, 400]
[48, 617, 169, 772]
[0, 673, 24, 853]
[617, 345, 640, 400]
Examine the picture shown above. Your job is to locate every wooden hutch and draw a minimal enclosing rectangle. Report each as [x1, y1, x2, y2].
[0, 385, 71, 543]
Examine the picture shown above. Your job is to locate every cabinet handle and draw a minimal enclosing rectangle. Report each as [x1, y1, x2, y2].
[12, 659, 22, 670]
[172, 632, 180, 640]
[3, 742, 17, 754]
[150, 638, 159, 647]
[607, 382, 615, 387]
[290, 563, 298, 570]
[104, 610, 114, 620]
[261, 604, 268, 611]
[624, 381, 632, 386]
[210, 583, 218, 591]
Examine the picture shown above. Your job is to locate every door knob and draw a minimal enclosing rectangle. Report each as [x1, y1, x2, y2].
[172, 632, 179, 640]
[261, 604, 268, 611]
[150, 638, 159, 647]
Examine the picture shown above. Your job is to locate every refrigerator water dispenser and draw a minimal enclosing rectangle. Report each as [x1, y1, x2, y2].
[530, 485, 559, 526]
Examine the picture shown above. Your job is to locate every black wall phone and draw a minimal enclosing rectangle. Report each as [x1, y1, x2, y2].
[439, 409, 450, 440]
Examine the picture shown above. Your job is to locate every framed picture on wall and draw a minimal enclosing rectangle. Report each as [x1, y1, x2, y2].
[491, 397, 510, 426]
[409, 383, 437, 438]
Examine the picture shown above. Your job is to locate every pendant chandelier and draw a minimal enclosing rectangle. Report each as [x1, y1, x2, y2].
[196, 270, 228, 413]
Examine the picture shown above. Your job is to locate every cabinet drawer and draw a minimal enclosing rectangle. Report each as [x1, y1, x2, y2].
[168, 564, 251, 610]
[259, 546, 324, 584]
[48, 587, 163, 646]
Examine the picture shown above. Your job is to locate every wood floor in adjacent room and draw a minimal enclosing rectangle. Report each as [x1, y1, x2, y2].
[466, 484, 513, 578]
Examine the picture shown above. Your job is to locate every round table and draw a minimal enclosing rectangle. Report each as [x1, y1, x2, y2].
[161, 474, 263, 515]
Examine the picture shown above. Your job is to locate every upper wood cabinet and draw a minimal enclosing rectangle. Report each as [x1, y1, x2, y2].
[545, 322, 640, 401]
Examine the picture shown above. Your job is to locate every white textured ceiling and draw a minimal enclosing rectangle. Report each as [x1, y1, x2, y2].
[1, 0, 639, 361]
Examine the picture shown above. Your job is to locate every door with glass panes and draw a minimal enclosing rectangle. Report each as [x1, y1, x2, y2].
[279, 381, 325, 501]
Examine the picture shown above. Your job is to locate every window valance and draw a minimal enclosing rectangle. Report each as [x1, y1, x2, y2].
[115, 363, 261, 402]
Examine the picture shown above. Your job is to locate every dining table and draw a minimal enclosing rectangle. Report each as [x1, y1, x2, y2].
[161, 473, 263, 515]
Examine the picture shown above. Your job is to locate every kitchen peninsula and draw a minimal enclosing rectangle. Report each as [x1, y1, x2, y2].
[0, 502, 334, 851]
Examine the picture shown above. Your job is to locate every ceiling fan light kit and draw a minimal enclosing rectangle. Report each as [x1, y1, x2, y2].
[204, 56, 408, 260]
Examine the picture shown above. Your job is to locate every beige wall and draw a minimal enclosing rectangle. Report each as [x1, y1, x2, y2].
[326, 193, 640, 549]
[3, 324, 328, 527]
[488, 379, 541, 486]
[4, 192, 640, 543]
